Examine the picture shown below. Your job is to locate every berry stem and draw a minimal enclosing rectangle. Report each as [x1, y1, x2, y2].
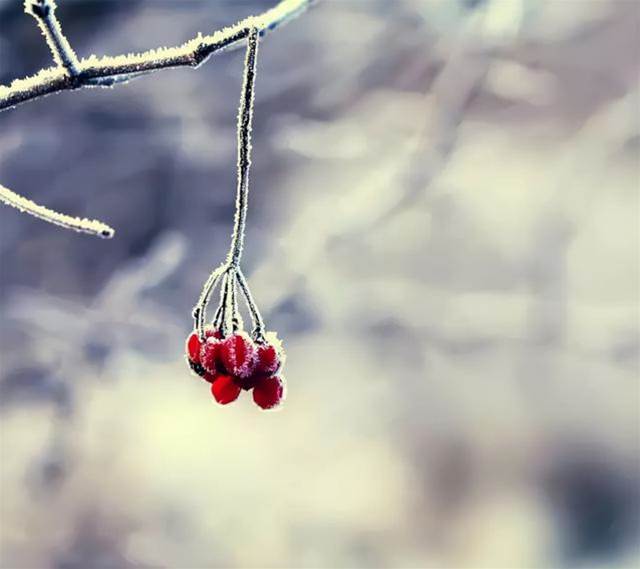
[213, 303, 223, 330]
[192, 27, 263, 341]
[227, 27, 259, 268]
[217, 271, 230, 336]
[229, 272, 242, 332]
[221, 271, 236, 337]
[193, 262, 226, 339]
[236, 269, 265, 341]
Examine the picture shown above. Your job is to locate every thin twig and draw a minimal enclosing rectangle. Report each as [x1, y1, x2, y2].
[228, 27, 259, 268]
[228, 273, 239, 334]
[229, 271, 242, 332]
[0, 183, 114, 238]
[219, 272, 233, 338]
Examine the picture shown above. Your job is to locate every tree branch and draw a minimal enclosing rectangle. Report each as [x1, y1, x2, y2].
[0, 0, 313, 238]
[0, 0, 313, 112]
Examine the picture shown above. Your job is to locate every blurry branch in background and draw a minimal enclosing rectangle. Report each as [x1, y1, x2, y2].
[247, 4, 498, 318]
[0, 183, 115, 238]
[0, 0, 313, 238]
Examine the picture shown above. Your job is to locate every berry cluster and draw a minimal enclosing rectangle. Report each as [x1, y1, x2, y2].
[186, 327, 285, 410]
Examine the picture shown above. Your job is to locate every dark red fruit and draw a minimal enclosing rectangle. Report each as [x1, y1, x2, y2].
[219, 333, 256, 378]
[254, 343, 281, 375]
[186, 332, 201, 363]
[200, 338, 223, 374]
[186, 328, 222, 363]
[252, 375, 285, 410]
[211, 375, 241, 405]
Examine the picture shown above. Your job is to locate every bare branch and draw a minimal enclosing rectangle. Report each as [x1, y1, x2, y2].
[0, 0, 313, 238]
[24, 0, 80, 75]
[0, 184, 114, 238]
[0, 0, 314, 112]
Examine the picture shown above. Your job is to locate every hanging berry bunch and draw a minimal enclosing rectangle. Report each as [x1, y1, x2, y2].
[185, 27, 286, 410]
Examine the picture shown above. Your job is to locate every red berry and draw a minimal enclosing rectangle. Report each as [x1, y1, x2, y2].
[200, 338, 223, 374]
[254, 343, 281, 375]
[186, 328, 222, 362]
[211, 375, 241, 405]
[219, 333, 257, 378]
[252, 375, 285, 410]
[186, 332, 201, 363]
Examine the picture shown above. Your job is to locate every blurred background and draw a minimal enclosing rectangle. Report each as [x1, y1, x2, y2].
[0, 0, 639, 567]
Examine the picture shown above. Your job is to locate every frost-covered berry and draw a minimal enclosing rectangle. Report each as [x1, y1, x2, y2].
[186, 332, 202, 363]
[187, 329, 227, 379]
[186, 328, 221, 361]
[219, 333, 257, 378]
[211, 375, 241, 405]
[252, 375, 285, 410]
[186, 332, 208, 378]
[200, 337, 223, 374]
[254, 343, 281, 376]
